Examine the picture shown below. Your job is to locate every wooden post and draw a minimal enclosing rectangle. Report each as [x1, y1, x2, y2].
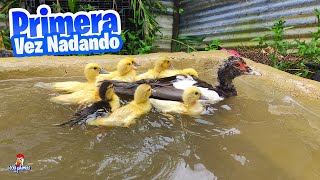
[171, 0, 180, 52]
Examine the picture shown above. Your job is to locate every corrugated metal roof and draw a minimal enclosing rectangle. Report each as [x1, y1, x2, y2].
[179, 0, 320, 48]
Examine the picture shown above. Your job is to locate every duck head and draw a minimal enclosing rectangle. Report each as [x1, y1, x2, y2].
[134, 84, 152, 104]
[182, 68, 199, 77]
[218, 56, 261, 86]
[99, 81, 115, 101]
[154, 57, 173, 73]
[84, 63, 108, 83]
[182, 87, 202, 106]
[117, 58, 138, 76]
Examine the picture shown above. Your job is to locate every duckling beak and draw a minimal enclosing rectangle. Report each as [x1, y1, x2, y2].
[132, 65, 137, 70]
[200, 94, 209, 100]
[99, 68, 109, 74]
[133, 62, 141, 67]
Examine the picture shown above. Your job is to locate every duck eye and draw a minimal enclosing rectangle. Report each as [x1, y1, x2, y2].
[93, 67, 98, 70]
[195, 92, 199, 95]
[234, 63, 240, 67]
[128, 63, 131, 65]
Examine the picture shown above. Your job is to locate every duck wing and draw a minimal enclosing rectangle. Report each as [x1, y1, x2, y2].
[58, 101, 112, 127]
[101, 76, 219, 102]
[101, 77, 185, 101]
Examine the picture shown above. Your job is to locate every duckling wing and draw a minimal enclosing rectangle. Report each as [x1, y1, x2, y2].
[35, 81, 94, 92]
[136, 70, 158, 80]
[89, 105, 140, 127]
[58, 101, 112, 127]
[50, 90, 99, 105]
[150, 99, 184, 113]
[45, 81, 83, 92]
[96, 73, 117, 82]
[159, 70, 182, 78]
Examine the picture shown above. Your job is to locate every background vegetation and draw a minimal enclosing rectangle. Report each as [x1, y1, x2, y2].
[0, 1, 319, 80]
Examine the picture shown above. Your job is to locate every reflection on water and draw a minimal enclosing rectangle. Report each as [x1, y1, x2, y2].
[0, 76, 320, 179]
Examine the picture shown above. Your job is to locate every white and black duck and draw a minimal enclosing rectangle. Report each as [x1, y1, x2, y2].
[99, 56, 261, 104]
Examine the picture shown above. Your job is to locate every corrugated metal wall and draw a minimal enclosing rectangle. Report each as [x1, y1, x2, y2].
[179, 0, 320, 48]
[153, 0, 174, 52]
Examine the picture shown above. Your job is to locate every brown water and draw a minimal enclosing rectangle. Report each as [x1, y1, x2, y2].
[1, 74, 320, 180]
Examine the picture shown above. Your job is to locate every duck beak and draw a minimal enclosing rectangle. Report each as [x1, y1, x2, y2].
[243, 67, 262, 76]
[99, 68, 109, 74]
[244, 69, 262, 76]
[200, 94, 209, 100]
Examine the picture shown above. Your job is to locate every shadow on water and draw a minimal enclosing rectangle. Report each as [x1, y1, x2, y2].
[0, 77, 320, 179]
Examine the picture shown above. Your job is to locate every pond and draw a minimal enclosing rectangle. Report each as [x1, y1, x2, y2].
[0, 52, 320, 179]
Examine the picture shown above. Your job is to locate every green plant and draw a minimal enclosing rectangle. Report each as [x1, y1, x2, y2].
[52, 2, 64, 13]
[251, 16, 320, 79]
[205, 39, 221, 51]
[0, 0, 22, 49]
[68, 0, 79, 13]
[118, 0, 164, 55]
[174, 36, 205, 52]
[121, 17, 159, 55]
[178, 8, 184, 14]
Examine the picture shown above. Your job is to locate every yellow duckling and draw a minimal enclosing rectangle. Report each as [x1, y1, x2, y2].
[50, 81, 120, 106]
[159, 68, 199, 78]
[49, 63, 108, 92]
[50, 89, 100, 105]
[150, 87, 204, 117]
[136, 57, 173, 80]
[57, 81, 120, 126]
[96, 57, 138, 82]
[88, 84, 152, 127]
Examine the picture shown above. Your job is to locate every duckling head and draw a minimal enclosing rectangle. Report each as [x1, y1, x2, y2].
[125, 57, 140, 67]
[218, 56, 261, 86]
[134, 84, 152, 104]
[154, 57, 172, 72]
[117, 58, 137, 76]
[99, 81, 115, 101]
[182, 87, 202, 106]
[84, 63, 108, 82]
[182, 68, 199, 77]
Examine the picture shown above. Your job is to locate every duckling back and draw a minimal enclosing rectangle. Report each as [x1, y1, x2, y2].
[89, 84, 152, 127]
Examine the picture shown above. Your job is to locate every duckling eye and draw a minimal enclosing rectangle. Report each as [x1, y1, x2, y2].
[195, 92, 199, 95]
[93, 67, 98, 70]
[128, 63, 131, 65]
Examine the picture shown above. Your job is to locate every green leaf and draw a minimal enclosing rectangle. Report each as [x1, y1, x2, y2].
[179, 8, 184, 14]
[0, 14, 6, 19]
